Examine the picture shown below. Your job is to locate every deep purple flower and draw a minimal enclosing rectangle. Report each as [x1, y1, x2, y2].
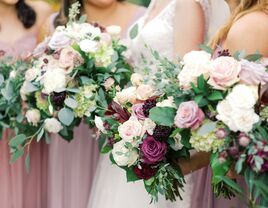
[105, 101, 131, 123]
[142, 99, 157, 117]
[141, 136, 167, 165]
[227, 146, 239, 159]
[132, 103, 146, 120]
[133, 163, 158, 180]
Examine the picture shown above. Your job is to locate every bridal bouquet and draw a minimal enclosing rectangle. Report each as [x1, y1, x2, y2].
[0, 56, 28, 138]
[97, 53, 196, 202]
[178, 46, 268, 206]
[9, 2, 131, 164]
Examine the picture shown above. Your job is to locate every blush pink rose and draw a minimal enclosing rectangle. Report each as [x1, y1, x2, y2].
[59, 47, 84, 73]
[132, 103, 146, 120]
[208, 56, 241, 90]
[136, 84, 155, 101]
[174, 101, 205, 130]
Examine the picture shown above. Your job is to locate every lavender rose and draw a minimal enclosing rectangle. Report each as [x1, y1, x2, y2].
[141, 136, 167, 165]
[174, 101, 205, 130]
[239, 59, 268, 85]
[48, 31, 71, 50]
[132, 103, 146, 120]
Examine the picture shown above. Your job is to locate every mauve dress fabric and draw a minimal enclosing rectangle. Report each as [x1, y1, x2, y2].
[46, 13, 99, 208]
[0, 32, 49, 208]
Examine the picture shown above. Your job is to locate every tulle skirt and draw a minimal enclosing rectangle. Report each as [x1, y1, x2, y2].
[47, 122, 99, 208]
[0, 129, 48, 208]
[88, 155, 156, 208]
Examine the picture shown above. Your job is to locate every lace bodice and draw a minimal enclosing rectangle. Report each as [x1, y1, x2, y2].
[128, 0, 211, 69]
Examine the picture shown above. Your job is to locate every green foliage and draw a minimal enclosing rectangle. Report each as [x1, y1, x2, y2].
[149, 107, 176, 127]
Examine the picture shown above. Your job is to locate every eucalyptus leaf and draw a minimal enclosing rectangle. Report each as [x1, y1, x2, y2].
[245, 54, 263, 62]
[66, 88, 80, 93]
[1, 82, 13, 100]
[0, 73, 4, 86]
[58, 108, 74, 126]
[129, 24, 139, 39]
[24, 81, 38, 93]
[25, 153, 30, 174]
[64, 98, 78, 109]
[9, 134, 27, 147]
[37, 128, 44, 142]
[10, 148, 24, 163]
[197, 121, 217, 136]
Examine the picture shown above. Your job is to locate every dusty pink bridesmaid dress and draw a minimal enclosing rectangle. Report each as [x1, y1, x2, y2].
[0, 33, 48, 208]
[46, 14, 99, 208]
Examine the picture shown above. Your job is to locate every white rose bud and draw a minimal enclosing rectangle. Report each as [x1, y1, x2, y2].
[44, 118, 63, 133]
[106, 25, 122, 37]
[9, 70, 17, 79]
[25, 68, 39, 81]
[114, 87, 137, 105]
[136, 84, 155, 100]
[43, 68, 66, 94]
[156, 96, 176, 108]
[79, 39, 99, 53]
[104, 77, 115, 91]
[95, 116, 107, 133]
[143, 118, 156, 135]
[170, 133, 184, 151]
[25, 109, 41, 126]
[131, 73, 143, 87]
[112, 140, 139, 167]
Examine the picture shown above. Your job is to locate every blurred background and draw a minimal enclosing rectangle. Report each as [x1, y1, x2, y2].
[46, 0, 151, 11]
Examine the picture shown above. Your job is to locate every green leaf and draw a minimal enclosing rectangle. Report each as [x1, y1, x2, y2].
[245, 54, 263, 62]
[9, 134, 27, 147]
[235, 154, 246, 174]
[37, 128, 44, 142]
[25, 153, 30, 174]
[199, 44, 213, 54]
[66, 88, 80, 93]
[257, 126, 268, 142]
[64, 98, 78, 109]
[149, 107, 176, 127]
[129, 24, 139, 39]
[216, 175, 244, 195]
[194, 95, 203, 105]
[126, 167, 140, 182]
[0, 73, 4, 86]
[10, 148, 24, 163]
[101, 145, 112, 154]
[197, 75, 206, 91]
[1, 82, 13, 100]
[116, 68, 130, 73]
[210, 153, 231, 184]
[208, 91, 224, 101]
[80, 76, 94, 85]
[58, 108, 74, 126]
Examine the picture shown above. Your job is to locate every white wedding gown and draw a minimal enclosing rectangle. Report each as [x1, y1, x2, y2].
[87, 1, 227, 208]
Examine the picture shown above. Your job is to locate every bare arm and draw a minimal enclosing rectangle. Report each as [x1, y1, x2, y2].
[224, 11, 268, 56]
[173, 0, 206, 59]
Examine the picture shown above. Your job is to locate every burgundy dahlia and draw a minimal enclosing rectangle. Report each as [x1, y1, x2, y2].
[153, 125, 173, 141]
[51, 91, 66, 108]
[141, 136, 167, 165]
[142, 99, 157, 117]
[133, 163, 158, 180]
[105, 101, 131, 123]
